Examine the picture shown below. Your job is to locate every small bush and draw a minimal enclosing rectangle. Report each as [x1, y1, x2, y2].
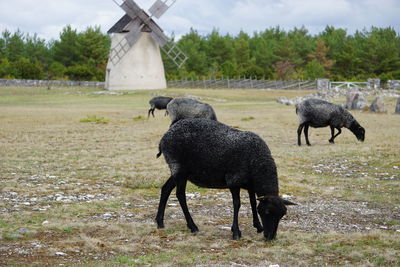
[62, 227, 74, 233]
[133, 115, 145, 122]
[79, 115, 109, 124]
[241, 116, 255, 121]
[3, 233, 23, 240]
[114, 256, 135, 264]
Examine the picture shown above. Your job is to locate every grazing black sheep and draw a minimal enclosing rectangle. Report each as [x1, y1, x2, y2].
[166, 97, 217, 125]
[296, 98, 365, 146]
[148, 96, 173, 118]
[156, 118, 296, 241]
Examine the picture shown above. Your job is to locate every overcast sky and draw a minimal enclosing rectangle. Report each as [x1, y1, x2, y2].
[0, 0, 399, 41]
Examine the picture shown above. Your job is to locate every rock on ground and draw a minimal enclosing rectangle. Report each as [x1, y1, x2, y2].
[350, 93, 369, 110]
[370, 96, 386, 112]
[395, 97, 400, 114]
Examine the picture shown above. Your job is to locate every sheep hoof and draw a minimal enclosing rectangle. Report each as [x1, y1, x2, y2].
[329, 140, 334, 144]
[232, 231, 242, 240]
[254, 223, 263, 232]
[156, 219, 164, 229]
[190, 229, 199, 234]
[189, 225, 199, 234]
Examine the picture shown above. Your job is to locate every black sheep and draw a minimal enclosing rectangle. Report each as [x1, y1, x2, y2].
[148, 96, 173, 118]
[166, 97, 217, 125]
[296, 98, 365, 146]
[156, 118, 296, 241]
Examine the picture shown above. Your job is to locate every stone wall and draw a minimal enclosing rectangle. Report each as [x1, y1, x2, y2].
[0, 79, 105, 88]
[387, 80, 400, 90]
[317, 79, 329, 90]
[367, 79, 381, 89]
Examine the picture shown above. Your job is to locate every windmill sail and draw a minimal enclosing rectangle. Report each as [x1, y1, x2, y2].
[109, 19, 144, 65]
[109, 0, 187, 67]
[161, 41, 188, 67]
[149, 0, 177, 19]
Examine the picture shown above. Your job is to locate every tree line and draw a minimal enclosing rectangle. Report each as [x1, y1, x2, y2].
[0, 25, 399, 82]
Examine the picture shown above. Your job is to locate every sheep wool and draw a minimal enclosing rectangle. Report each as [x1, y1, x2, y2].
[166, 97, 217, 125]
[296, 98, 365, 146]
[148, 96, 173, 118]
[156, 118, 295, 241]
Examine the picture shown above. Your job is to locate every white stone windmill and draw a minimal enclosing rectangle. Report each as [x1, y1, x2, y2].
[105, 0, 187, 90]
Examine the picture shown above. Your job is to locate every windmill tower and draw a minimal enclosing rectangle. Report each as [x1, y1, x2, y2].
[105, 0, 187, 90]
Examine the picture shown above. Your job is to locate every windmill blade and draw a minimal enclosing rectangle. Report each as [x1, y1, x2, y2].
[148, 0, 177, 19]
[113, 0, 173, 49]
[111, 0, 187, 68]
[109, 23, 143, 66]
[149, 30, 168, 47]
[116, 0, 166, 41]
[116, 0, 150, 23]
[150, 31, 187, 68]
[161, 41, 188, 68]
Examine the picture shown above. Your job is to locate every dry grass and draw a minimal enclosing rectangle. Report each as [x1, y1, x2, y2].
[0, 86, 399, 266]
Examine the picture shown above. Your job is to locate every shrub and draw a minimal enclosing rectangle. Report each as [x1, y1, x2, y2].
[79, 115, 109, 124]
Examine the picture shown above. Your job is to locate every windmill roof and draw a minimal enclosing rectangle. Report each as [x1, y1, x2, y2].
[108, 12, 163, 34]
[108, 14, 132, 34]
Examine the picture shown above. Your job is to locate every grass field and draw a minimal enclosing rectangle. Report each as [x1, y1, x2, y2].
[0, 86, 399, 266]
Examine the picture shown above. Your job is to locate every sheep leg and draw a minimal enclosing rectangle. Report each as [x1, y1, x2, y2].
[175, 178, 199, 233]
[329, 127, 342, 143]
[248, 190, 263, 233]
[229, 187, 242, 240]
[304, 124, 311, 146]
[148, 108, 155, 118]
[297, 124, 305, 146]
[155, 176, 176, 229]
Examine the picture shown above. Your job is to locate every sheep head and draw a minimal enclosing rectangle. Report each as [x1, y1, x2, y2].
[349, 121, 365, 142]
[257, 195, 297, 241]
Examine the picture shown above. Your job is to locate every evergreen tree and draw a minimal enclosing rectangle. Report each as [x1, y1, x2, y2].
[51, 25, 81, 67]
[0, 25, 399, 81]
[3, 30, 25, 62]
[206, 29, 234, 71]
[79, 26, 110, 65]
[234, 31, 251, 75]
[307, 38, 335, 77]
[178, 28, 208, 77]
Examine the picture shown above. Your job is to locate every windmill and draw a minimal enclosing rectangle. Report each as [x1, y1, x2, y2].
[105, 0, 187, 90]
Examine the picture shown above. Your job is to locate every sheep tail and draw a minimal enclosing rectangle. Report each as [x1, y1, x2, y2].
[156, 150, 162, 158]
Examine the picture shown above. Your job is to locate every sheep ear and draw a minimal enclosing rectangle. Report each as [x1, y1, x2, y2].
[282, 199, 297, 206]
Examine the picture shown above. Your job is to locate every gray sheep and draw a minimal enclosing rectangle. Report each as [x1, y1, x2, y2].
[156, 118, 296, 241]
[166, 97, 217, 125]
[148, 96, 173, 118]
[296, 98, 365, 146]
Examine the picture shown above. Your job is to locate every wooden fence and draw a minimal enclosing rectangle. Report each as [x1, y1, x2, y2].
[167, 78, 316, 90]
[0, 78, 317, 90]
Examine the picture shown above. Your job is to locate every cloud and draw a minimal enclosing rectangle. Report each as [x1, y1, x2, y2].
[0, 0, 399, 41]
